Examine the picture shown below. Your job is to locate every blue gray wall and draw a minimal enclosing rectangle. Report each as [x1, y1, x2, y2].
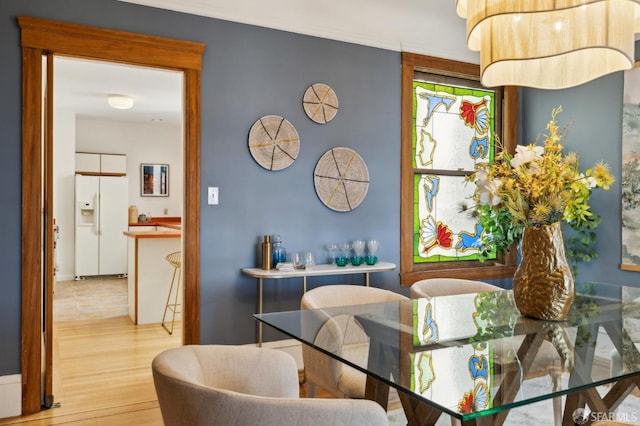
[521, 72, 639, 286]
[0, 0, 637, 377]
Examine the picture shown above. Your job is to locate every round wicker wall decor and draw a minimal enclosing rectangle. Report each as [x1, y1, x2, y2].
[248, 115, 300, 171]
[314, 147, 369, 212]
[303, 83, 339, 124]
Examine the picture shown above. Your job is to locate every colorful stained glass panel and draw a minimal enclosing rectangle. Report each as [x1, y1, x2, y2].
[414, 174, 482, 263]
[412, 79, 497, 263]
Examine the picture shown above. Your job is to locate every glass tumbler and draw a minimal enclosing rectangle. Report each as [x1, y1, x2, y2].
[366, 239, 379, 265]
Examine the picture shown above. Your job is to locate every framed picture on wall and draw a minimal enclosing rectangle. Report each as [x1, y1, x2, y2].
[141, 163, 169, 197]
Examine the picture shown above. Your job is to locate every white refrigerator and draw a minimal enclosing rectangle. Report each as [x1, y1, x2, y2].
[75, 174, 129, 278]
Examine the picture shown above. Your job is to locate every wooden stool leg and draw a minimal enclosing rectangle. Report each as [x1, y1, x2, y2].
[162, 266, 179, 334]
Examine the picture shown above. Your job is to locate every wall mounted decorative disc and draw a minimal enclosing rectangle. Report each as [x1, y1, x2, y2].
[248, 115, 300, 171]
[314, 147, 369, 212]
[303, 83, 339, 124]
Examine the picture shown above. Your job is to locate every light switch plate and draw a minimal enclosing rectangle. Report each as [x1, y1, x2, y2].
[208, 187, 219, 205]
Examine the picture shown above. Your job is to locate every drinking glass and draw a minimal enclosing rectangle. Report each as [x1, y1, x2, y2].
[336, 243, 350, 267]
[304, 251, 315, 269]
[326, 243, 339, 264]
[351, 240, 365, 266]
[292, 252, 305, 270]
[366, 239, 379, 265]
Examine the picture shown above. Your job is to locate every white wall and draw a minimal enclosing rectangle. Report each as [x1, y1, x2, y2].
[52, 115, 183, 281]
[53, 109, 77, 281]
[75, 117, 184, 218]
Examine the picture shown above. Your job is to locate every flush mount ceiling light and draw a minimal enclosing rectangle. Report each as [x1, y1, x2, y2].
[455, 0, 640, 89]
[107, 94, 134, 110]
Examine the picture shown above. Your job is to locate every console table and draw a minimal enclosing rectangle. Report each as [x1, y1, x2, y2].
[241, 261, 396, 345]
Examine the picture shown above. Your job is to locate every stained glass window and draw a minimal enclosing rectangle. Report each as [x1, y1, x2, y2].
[399, 53, 518, 284]
[412, 81, 496, 264]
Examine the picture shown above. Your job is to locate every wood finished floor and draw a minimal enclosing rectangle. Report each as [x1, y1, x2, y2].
[0, 316, 181, 425]
[0, 316, 345, 426]
[2, 278, 392, 425]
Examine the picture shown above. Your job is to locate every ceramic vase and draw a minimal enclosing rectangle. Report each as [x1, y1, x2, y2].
[512, 222, 575, 321]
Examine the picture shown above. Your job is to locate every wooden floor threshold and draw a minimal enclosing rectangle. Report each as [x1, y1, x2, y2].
[0, 400, 162, 425]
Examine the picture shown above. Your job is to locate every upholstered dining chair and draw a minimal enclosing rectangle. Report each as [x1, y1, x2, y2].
[410, 277, 502, 299]
[300, 284, 409, 400]
[152, 344, 389, 426]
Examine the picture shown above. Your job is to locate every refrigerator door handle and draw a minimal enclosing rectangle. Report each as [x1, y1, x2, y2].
[96, 192, 101, 236]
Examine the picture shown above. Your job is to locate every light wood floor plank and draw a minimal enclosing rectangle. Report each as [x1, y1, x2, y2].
[0, 316, 180, 425]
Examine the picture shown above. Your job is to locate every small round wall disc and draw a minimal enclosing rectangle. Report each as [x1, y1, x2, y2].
[303, 83, 339, 124]
[248, 115, 300, 171]
[314, 147, 369, 212]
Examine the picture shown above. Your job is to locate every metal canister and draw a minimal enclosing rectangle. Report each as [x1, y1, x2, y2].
[261, 235, 273, 270]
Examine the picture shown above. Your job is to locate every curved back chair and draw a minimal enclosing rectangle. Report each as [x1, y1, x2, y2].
[300, 285, 408, 399]
[410, 278, 502, 299]
[152, 345, 389, 426]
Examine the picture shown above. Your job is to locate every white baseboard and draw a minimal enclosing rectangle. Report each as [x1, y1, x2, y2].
[0, 374, 21, 419]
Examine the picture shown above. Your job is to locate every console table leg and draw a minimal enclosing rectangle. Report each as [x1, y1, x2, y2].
[258, 277, 263, 347]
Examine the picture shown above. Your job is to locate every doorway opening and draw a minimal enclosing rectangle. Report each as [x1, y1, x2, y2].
[20, 16, 204, 414]
[49, 56, 185, 410]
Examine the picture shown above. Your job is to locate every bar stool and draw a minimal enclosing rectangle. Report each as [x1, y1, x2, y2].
[162, 251, 181, 335]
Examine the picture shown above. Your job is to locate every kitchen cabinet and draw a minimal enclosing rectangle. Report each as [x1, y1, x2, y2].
[123, 229, 181, 324]
[76, 152, 126, 174]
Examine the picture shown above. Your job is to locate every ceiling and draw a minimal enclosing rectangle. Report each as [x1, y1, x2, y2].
[116, 0, 477, 63]
[59, 1, 472, 128]
[54, 56, 183, 126]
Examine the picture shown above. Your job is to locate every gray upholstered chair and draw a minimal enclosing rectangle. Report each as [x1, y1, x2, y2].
[300, 284, 409, 399]
[410, 277, 502, 298]
[152, 345, 388, 426]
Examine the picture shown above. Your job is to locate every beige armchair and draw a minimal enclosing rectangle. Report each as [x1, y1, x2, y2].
[152, 345, 388, 426]
[300, 285, 408, 399]
[410, 277, 502, 298]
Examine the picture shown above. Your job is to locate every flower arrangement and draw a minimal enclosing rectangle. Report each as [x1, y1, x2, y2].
[468, 106, 615, 262]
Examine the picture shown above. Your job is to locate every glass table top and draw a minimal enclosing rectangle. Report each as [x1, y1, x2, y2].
[254, 282, 640, 421]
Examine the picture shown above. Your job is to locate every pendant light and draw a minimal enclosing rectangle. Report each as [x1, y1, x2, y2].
[455, 0, 640, 89]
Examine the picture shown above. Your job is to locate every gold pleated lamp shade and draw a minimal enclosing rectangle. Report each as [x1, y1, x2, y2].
[455, 0, 640, 89]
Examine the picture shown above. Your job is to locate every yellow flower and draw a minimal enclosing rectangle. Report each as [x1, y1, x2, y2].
[472, 106, 615, 229]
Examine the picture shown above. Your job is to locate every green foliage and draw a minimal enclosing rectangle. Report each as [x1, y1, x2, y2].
[564, 212, 602, 276]
[474, 204, 524, 262]
[471, 291, 518, 344]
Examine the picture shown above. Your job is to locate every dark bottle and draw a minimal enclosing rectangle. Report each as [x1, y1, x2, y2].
[272, 234, 286, 267]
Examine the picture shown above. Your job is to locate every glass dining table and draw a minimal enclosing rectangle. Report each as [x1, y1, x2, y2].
[253, 282, 640, 426]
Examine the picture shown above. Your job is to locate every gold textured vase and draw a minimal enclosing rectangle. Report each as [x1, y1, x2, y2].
[512, 222, 575, 321]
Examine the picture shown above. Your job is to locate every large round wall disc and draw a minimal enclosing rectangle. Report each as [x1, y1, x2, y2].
[303, 83, 339, 124]
[314, 147, 369, 212]
[248, 115, 300, 171]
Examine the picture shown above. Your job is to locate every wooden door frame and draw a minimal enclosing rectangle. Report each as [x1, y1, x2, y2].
[19, 16, 205, 414]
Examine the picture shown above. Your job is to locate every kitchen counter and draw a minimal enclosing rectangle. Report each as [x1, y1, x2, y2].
[128, 217, 181, 230]
[123, 230, 181, 238]
[124, 228, 181, 325]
